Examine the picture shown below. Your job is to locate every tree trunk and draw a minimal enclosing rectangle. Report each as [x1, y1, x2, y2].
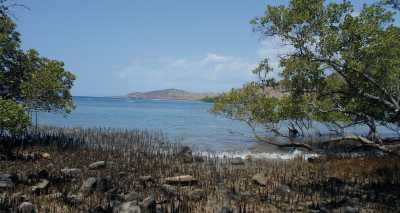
[367, 121, 382, 144]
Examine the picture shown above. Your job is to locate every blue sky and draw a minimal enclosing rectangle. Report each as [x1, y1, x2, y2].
[12, 0, 395, 96]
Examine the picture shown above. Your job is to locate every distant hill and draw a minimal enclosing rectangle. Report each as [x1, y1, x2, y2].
[126, 89, 217, 100]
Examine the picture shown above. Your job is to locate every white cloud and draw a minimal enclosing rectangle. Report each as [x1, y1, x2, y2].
[115, 53, 256, 93]
[113, 38, 293, 93]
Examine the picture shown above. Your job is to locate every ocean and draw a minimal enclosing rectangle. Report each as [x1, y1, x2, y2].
[36, 96, 258, 153]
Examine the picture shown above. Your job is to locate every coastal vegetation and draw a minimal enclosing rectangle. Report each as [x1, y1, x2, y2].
[0, 1, 75, 137]
[1, 0, 400, 212]
[1, 127, 400, 212]
[211, 0, 400, 155]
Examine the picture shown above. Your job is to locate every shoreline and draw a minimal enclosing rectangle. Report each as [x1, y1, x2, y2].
[1, 127, 400, 212]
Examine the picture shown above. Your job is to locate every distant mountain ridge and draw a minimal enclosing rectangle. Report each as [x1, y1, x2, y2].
[126, 89, 217, 100]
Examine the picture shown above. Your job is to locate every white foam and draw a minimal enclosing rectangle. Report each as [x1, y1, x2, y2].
[198, 149, 319, 160]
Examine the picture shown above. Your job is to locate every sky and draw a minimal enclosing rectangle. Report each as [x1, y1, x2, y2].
[11, 0, 395, 96]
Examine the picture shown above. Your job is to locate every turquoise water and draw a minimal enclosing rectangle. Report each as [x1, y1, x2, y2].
[36, 96, 399, 155]
[37, 96, 257, 152]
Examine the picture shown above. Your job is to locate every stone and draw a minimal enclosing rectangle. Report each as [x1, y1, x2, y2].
[124, 191, 143, 201]
[161, 184, 178, 196]
[218, 207, 233, 213]
[88, 206, 110, 213]
[244, 155, 252, 161]
[11, 192, 27, 202]
[252, 173, 268, 186]
[37, 169, 49, 179]
[333, 206, 359, 213]
[230, 157, 245, 165]
[0, 177, 14, 188]
[142, 195, 156, 211]
[139, 175, 154, 183]
[80, 177, 97, 193]
[89, 161, 107, 170]
[164, 175, 198, 185]
[177, 146, 193, 163]
[96, 176, 112, 192]
[66, 193, 82, 206]
[277, 184, 291, 194]
[116, 201, 141, 213]
[0, 173, 17, 188]
[41, 152, 51, 159]
[18, 202, 36, 213]
[327, 176, 346, 187]
[61, 168, 82, 177]
[32, 179, 49, 194]
[188, 189, 206, 201]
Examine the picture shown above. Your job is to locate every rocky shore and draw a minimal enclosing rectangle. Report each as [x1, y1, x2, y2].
[0, 127, 399, 212]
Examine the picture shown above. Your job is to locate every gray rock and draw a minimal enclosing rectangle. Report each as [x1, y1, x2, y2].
[32, 179, 49, 194]
[80, 177, 97, 193]
[164, 175, 198, 185]
[116, 201, 141, 213]
[139, 175, 153, 183]
[96, 176, 112, 192]
[161, 184, 178, 196]
[66, 193, 82, 206]
[177, 146, 193, 163]
[0, 178, 14, 188]
[230, 157, 245, 165]
[252, 173, 268, 186]
[218, 207, 233, 213]
[124, 191, 143, 201]
[277, 184, 291, 194]
[18, 202, 36, 213]
[0, 173, 17, 188]
[188, 189, 206, 201]
[142, 196, 156, 211]
[89, 161, 107, 170]
[333, 206, 359, 213]
[61, 168, 82, 176]
[80, 176, 112, 193]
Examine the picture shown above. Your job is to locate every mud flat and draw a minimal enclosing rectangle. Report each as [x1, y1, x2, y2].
[0, 127, 399, 212]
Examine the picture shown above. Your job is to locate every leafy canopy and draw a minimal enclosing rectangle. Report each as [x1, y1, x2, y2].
[0, 3, 75, 135]
[212, 0, 400, 142]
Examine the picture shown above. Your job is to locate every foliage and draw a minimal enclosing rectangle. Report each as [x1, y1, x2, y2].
[0, 98, 30, 135]
[212, 0, 400, 143]
[0, 2, 75, 135]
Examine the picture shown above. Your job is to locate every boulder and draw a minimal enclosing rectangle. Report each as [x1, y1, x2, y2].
[80, 176, 112, 193]
[41, 152, 51, 159]
[61, 168, 82, 177]
[65, 193, 82, 206]
[161, 184, 178, 196]
[0, 176, 15, 189]
[18, 202, 36, 213]
[142, 195, 156, 211]
[80, 177, 97, 193]
[89, 161, 107, 170]
[115, 201, 141, 213]
[177, 146, 193, 163]
[230, 157, 245, 165]
[139, 175, 154, 183]
[218, 207, 233, 213]
[0, 173, 16, 188]
[277, 184, 291, 194]
[96, 176, 112, 192]
[188, 189, 206, 201]
[32, 179, 49, 194]
[124, 191, 143, 201]
[164, 175, 198, 185]
[252, 173, 268, 186]
[333, 206, 359, 213]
